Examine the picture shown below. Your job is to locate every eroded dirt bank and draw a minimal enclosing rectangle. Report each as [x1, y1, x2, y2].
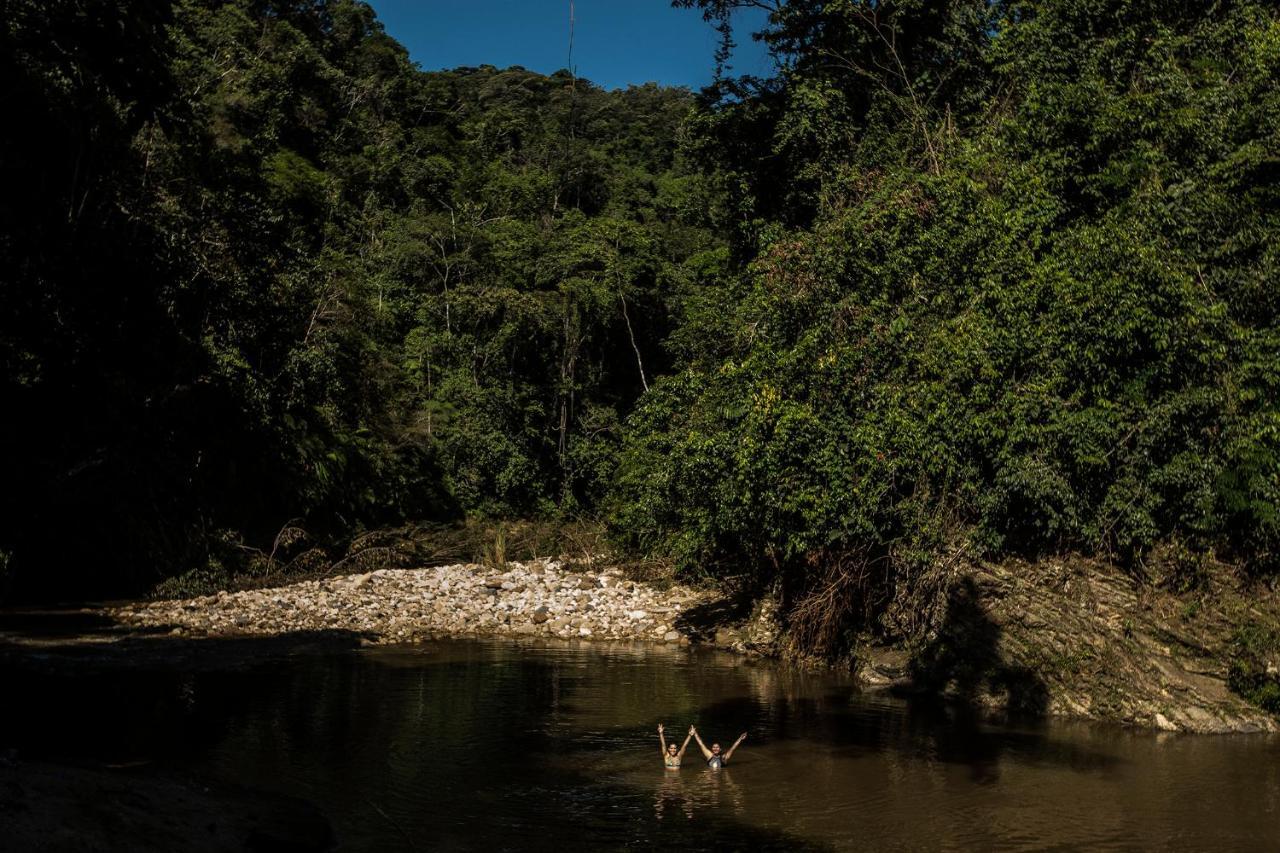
[855, 557, 1280, 734]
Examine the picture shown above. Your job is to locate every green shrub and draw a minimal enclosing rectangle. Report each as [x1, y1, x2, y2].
[1228, 622, 1280, 713]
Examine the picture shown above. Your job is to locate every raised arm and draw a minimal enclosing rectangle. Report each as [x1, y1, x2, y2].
[658, 723, 668, 759]
[723, 732, 748, 763]
[678, 726, 694, 759]
[691, 727, 713, 761]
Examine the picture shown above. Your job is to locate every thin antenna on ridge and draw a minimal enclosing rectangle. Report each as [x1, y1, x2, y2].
[568, 0, 576, 86]
[567, 0, 577, 138]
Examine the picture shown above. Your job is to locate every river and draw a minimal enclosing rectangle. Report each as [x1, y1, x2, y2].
[3, 635, 1279, 851]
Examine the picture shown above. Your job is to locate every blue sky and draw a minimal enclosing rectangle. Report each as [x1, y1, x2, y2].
[366, 1, 775, 90]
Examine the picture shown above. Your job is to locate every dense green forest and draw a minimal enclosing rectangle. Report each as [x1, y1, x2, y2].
[619, 0, 1280, 643]
[2, 0, 1277, 621]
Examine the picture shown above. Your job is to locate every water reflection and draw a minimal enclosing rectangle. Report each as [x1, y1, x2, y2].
[653, 771, 692, 820]
[653, 767, 748, 824]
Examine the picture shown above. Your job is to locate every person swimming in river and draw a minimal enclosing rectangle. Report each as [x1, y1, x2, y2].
[658, 723, 694, 768]
[691, 726, 747, 769]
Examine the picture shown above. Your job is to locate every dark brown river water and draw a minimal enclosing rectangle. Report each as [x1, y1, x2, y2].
[4, 635, 1279, 851]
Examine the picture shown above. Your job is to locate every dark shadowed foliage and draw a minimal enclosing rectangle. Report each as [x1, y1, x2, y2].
[0, 0, 720, 600]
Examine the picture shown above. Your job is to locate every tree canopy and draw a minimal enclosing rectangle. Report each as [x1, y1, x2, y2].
[614, 0, 1280, 627]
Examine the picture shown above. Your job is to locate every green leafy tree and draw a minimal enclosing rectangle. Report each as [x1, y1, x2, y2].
[612, 0, 1280, 645]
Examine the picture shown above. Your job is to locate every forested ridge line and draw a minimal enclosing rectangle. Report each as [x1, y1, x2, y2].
[2, 0, 1278, 688]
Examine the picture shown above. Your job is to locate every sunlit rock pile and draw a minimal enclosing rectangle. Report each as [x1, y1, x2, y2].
[110, 561, 706, 644]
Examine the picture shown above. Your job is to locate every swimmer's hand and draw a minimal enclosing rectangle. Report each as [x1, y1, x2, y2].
[657, 723, 664, 734]
[688, 725, 696, 735]
[723, 731, 748, 762]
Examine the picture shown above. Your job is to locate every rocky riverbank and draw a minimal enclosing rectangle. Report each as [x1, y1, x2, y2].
[854, 556, 1280, 734]
[83, 554, 1280, 735]
[110, 560, 708, 645]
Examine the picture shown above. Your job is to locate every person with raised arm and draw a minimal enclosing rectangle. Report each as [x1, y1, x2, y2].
[658, 723, 694, 768]
[690, 726, 747, 769]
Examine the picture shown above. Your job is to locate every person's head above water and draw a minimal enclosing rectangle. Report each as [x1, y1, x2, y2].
[691, 727, 747, 765]
[667, 743, 678, 755]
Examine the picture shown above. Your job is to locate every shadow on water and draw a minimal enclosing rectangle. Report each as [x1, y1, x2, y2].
[0, 619, 389, 852]
[746, 693, 1111, 773]
[0, 619, 829, 851]
[494, 768, 831, 853]
[559, 685, 1118, 794]
[0, 624, 377, 766]
[0, 606, 138, 637]
[1, 625, 375, 669]
[669, 575, 1068, 776]
[907, 575, 1050, 717]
